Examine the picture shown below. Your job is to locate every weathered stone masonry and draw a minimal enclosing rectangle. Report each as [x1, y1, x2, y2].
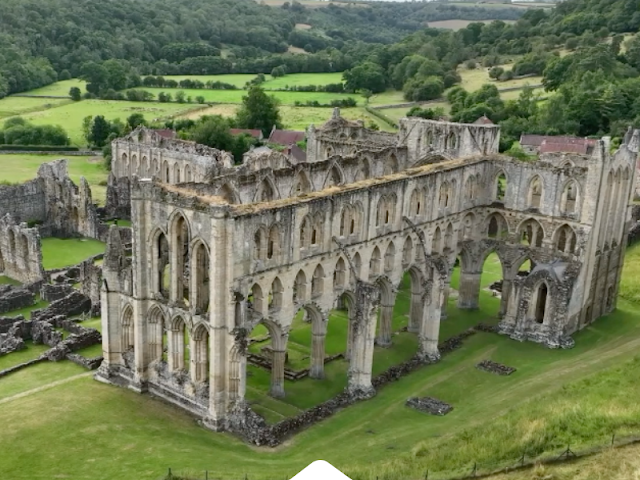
[96, 113, 638, 435]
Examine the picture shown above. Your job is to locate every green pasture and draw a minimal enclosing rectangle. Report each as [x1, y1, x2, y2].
[0, 154, 108, 205]
[0, 96, 72, 119]
[40, 238, 105, 270]
[129, 88, 360, 106]
[18, 79, 87, 97]
[156, 72, 344, 90]
[0, 243, 640, 478]
[13, 100, 203, 146]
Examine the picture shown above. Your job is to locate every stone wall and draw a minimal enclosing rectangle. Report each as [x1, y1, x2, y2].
[0, 285, 35, 314]
[0, 213, 45, 283]
[0, 159, 100, 241]
[40, 284, 75, 302]
[31, 290, 92, 322]
[79, 258, 103, 316]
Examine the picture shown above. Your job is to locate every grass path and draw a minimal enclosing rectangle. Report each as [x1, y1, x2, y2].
[0, 371, 92, 405]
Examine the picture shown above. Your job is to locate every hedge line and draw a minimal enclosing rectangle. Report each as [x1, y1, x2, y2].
[0, 145, 80, 152]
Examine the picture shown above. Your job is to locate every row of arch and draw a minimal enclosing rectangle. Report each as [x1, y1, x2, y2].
[494, 171, 579, 215]
[120, 152, 193, 184]
[121, 305, 210, 382]
[598, 166, 632, 248]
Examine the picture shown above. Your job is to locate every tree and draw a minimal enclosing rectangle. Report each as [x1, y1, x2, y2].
[88, 116, 111, 148]
[271, 65, 287, 78]
[195, 96, 205, 104]
[126, 113, 147, 130]
[82, 116, 93, 145]
[343, 62, 386, 94]
[403, 76, 444, 102]
[235, 86, 282, 137]
[175, 90, 186, 103]
[69, 87, 82, 101]
[489, 67, 504, 80]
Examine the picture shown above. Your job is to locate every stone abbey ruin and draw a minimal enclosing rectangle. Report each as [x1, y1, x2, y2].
[1, 109, 637, 445]
[94, 109, 639, 439]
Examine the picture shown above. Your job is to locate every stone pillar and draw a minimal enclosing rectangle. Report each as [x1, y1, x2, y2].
[499, 277, 513, 318]
[270, 349, 286, 398]
[498, 280, 520, 336]
[457, 271, 481, 309]
[347, 282, 379, 398]
[310, 332, 326, 379]
[440, 284, 449, 320]
[346, 308, 354, 360]
[376, 303, 393, 346]
[419, 281, 443, 361]
[408, 291, 422, 333]
[204, 211, 233, 431]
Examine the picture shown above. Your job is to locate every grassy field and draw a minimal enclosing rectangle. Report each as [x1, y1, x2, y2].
[18, 79, 87, 97]
[428, 19, 517, 30]
[40, 238, 105, 269]
[0, 154, 109, 204]
[458, 65, 543, 92]
[0, 96, 72, 119]
[178, 105, 394, 132]
[13, 100, 203, 146]
[1, 243, 640, 479]
[129, 88, 360, 106]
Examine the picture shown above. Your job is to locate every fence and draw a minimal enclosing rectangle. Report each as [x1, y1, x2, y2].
[158, 430, 640, 480]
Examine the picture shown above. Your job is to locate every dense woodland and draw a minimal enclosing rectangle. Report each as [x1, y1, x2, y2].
[4, 0, 640, 148]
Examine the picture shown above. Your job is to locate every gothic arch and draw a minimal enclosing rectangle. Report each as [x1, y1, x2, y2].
[293, 269, 308, 304]
[254, 225, 268, 261]
[370, 246, 382, 277]
[461, 212, 475, 240]
[121, 304, 134, 351]
[384, 241, 396, 273]
[269, 276, 284, 311]
[249, 282, 265, 315]
[311, 264, 325, 298]
[292, 170, 312, 196]
[352, 252, 362, 278]
[445, 131, 458, 150]
[560, 179, 578, 214]
[255, 176, 278, 202]
[324, 163, 345, 188]
[333, 257, 347, 290]
[191, 239, 210, 314]
[217, 183, 240, 204]
[494, 171, 507, 201]
[554, 224, 577, 254]
[517, 218, 545, 247]
[354, 157, 372, 182]
[150, 228, 170, 297]
[268, 224, 281, 260]
[147, 305, 166, 363]
[432, 226, 442, 254]
[191, 324, 209, 382]
[486, 212, 509, 240]
[402, 236, 414, 268]
[527, 175, 543, 209]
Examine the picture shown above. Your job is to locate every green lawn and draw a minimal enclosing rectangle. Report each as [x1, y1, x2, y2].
[0, 342, 49, 371]
[369, 90, 408, 106]
[40, 238, 105, 269]
[0, 154, 108, 205]
[17, 79, 87, 97]
[12, 100, 203, 146]
[1, 249, 640, 479]
[0, 96, 72, 119]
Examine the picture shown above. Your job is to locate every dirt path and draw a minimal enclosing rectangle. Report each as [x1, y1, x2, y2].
[0, 372, 92, 406]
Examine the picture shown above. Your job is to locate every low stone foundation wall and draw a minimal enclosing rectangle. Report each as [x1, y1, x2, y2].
[226, 324, 488, 447]
[40, 284, 75, 302]
[66, 353, 103, 370]
[31, 290, 92, 322]
[0, 285, 35, 314]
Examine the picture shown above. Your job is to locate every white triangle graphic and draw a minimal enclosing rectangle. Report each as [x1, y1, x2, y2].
[290, 460, 353, 480]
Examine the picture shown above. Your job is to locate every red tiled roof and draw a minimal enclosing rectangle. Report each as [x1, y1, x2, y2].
[155, 129, 176, 139]
[268, 129, 305, 145]
[539, 140, 590, 154]
[230, 128, 263, 139]
[474, 115, 494, 125]
[520, 134, 597, 148]
[287, 144, 307, 162]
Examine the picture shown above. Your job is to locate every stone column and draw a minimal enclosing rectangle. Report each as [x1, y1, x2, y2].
[498, 280, 520, 336]
[457, 271, 481, 309]
[376, 303, 393, 346]
[346, 308, 354, 360]
[270, 349, 286, 398]
[408, 291, 422, 333]
[310, 332, 326, 379]
[419, 280, 443, 361]
[499, 277, 513, 318]
[204, 210, 233, 431]
[440, 284, 449, 320]
[347, 282, 379, 398]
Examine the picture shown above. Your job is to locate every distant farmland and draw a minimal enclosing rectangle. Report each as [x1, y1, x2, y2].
[428, 19, 516, 30]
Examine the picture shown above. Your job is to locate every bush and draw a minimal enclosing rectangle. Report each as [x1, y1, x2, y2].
[465, 60, 477, 69]
[0, 144, 79, 151]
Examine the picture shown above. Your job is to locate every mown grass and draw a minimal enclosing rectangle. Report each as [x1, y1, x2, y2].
[0, 154, 108, 204]
[458, 65, 543, 92]
[40, 237, 105, 269]
[0, 96, 72, 119]
[18, 79, 87, 97]
[13, 100, 203, 146]
[0, 341, 49, 371]
[0, 251, 639, 480]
